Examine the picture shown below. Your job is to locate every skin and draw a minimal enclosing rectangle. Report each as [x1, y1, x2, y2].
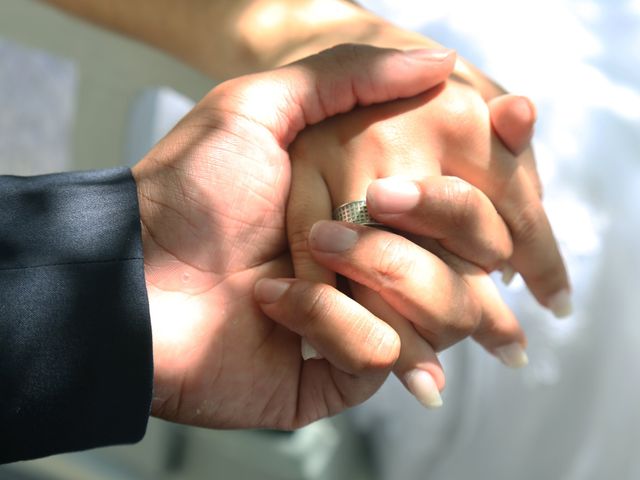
[131, 45, 471, 427]
[288, 85, 538, 390]
[43, 0, 571, 413]
[44, 0, 568, 306]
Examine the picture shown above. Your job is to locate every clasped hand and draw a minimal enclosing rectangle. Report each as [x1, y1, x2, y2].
[132, 44, 569, 429]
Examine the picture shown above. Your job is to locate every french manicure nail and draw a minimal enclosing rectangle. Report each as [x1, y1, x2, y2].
[404, 369, 443, 409]
[405, 48, 454, 62]
[301, 338, 323, 360]
[309, 221, 358, 253]
[548, 289, 573, 318]
[494, 342, 529, 369]
[501, 264, 517, 286]
[254, 278, 291, 304]
[367, 177, 421, 214]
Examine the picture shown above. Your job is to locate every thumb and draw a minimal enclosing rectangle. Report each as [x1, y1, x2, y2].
[489, 94, 543, 197]
[212, 44, 456, 147]
[489, 94, 537, 156]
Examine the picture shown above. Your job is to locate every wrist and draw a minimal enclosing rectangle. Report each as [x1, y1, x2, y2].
[232, 0, 378, 70]
[229, 0, 505, 99]
[130, 162, 153, 247]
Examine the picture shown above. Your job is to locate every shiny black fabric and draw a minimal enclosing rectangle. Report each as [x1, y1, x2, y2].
[0, 168, 152, 464]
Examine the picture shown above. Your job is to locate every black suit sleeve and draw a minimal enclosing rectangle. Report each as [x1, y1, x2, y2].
[0, 168, 153, 464]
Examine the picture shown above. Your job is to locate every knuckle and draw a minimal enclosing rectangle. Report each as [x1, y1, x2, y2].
[374, 236, 415, 288]
[484, 249, 510, 273]
[525, 260, 566, 295]
[288, 226, 312, 258]
[510, 201, 544, 246]
[414, 324, 446, 350]
[496, 232, 515, 262]
[473, 317, 522, 350]
[350, 319, 400, 373]
[322, 43, 362, 73]
[473, 323, 501, 346]
[377, 336, 401, 369]
[297, 284, 336, 331]
[454, 310, 483, 348]
[315, 43, 374, 115]
[444, 179, 481, 230]
[435, 85, 488, 143]
[454, 293, 483, 338]
[332, 43, 363, 62]
[427, 290, 482, 351]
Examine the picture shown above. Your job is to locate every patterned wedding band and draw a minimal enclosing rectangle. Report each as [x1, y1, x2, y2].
[332, 200, 385, 227]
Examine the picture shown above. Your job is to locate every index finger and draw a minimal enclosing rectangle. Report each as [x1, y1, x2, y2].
[478, 141, 571, 317]
[254, 277, 400, 422]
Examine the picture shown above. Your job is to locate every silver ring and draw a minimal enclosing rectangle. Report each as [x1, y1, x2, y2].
[332, 200, 385, 227]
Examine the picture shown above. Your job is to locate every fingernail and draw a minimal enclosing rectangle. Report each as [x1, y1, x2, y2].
[515, 95, 537, 123]
[301, 338, 323, 360]
[501, 264, 517, 286]
[254, 278, 292, 304]
[548, 289, 573, 318]
[405, 48, 454, 62]
[494, 342, 529, 369]
[309, 221, 358, 253]
[404, 369, 443, 409]
[367, 177, 421, 214]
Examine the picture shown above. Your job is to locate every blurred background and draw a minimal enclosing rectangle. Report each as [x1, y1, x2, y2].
[1, 0, 639, 478]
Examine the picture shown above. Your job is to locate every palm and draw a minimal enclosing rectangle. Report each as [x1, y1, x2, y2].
[136, 114, 352, 429]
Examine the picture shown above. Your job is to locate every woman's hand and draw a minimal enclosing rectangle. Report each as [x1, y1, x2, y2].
[284, 77, 569, 407]
[288, 79, 570, 318]
[233, 0, 570, 311]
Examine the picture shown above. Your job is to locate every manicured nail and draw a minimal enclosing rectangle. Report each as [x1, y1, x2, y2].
[548, 289, 573, 318]
[404, 369, 443, 409]
[254, 278, 292, 304]
[501, 264, 517, 286]
[494, 343, 529, 368]
[309, 221, 358, 253]
[367, 177, 421, 214]
[405, 48, 454, 62]
[301, 338, 323, 360]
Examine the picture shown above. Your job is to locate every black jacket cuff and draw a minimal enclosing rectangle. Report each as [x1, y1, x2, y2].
[0, 168, 153, 463]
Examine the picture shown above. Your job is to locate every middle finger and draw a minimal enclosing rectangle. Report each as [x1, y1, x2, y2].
[309, 220, 480, 350]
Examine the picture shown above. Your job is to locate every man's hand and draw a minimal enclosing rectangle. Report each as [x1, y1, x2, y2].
[131, 45, 458, 428]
